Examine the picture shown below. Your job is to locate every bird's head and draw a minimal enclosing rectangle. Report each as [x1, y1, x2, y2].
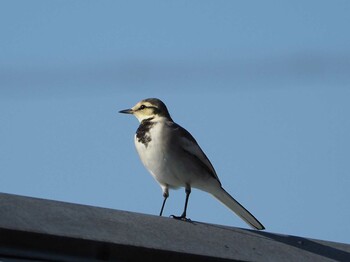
[119, 98, 172, 122]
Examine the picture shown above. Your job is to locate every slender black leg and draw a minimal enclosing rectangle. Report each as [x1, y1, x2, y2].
[172, 186, 191, 220]
[159, 191, 168, 216]
[180, 187, 191, 218]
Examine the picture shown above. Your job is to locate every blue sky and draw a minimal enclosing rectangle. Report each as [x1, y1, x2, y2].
[1, 1, 350, 244]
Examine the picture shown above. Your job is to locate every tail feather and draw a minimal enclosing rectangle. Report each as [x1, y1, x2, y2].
[212, 187, 265, 230]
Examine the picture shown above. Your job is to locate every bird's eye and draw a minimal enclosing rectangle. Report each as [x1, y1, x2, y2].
[139, 105, 146, 110]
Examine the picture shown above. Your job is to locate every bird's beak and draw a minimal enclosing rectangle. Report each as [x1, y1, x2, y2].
[119, 108, 134, 114]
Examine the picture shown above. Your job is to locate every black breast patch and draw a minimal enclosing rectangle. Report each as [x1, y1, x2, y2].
[136, 119, 155, 147]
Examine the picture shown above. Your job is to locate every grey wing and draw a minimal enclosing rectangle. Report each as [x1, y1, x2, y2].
[169, 121, 221, 183]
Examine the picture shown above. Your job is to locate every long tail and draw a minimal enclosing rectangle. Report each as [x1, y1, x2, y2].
[212, 187, 265, 230]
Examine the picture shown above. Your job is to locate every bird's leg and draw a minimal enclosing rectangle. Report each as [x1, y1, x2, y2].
[172, 186, 191, 221]
[181, 187, 191, 218]
[159, 189, 169, 216]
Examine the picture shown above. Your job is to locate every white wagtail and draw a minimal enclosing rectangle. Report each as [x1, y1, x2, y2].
[119, 98, 265, 230]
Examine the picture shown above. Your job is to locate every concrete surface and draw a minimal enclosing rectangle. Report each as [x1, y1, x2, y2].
[0, 193, 349, 261]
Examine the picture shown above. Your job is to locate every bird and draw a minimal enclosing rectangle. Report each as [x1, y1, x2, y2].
[119, 98, 265, 230]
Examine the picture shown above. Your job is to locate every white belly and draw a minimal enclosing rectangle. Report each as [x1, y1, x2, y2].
[134, 124, 184, 189]
[134, 120, 220, 193]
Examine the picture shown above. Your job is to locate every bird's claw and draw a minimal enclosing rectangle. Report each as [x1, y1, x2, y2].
[170, 215, 191, 222]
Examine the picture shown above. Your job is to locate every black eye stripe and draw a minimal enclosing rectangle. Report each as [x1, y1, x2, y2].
[139, 105, 158, 111]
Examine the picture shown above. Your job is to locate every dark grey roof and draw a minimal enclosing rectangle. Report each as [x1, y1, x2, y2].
[0, 193, 349, 261]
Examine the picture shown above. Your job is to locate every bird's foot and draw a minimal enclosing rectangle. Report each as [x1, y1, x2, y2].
[170, 215, 191, 222]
